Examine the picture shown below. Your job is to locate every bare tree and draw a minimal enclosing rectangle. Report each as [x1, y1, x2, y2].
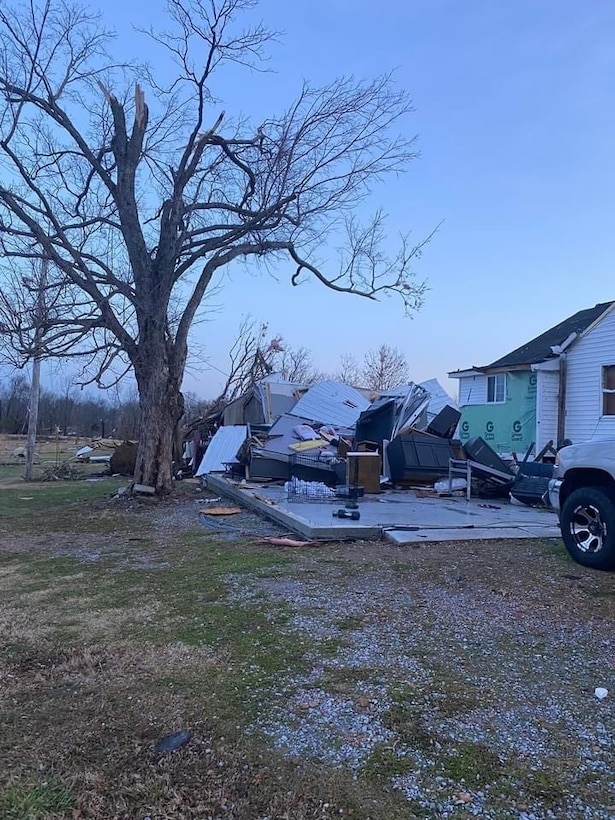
[182, 390, 212, 424]
[55, 376, 78, 435]
[0, 260, 61, 366]
[214, 316, 321, 407]
[335, 353, 363, 387]
[361, 344, 409, 392]
[0, 372, 29, 433]
[110, 387, 140, 440]
[0, 258, 54, 476]
[272, 345, 323, 385]
[0, 0, 428, 492]
[216, 317, 277, 402]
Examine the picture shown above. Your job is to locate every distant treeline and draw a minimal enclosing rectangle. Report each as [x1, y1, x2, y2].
[0, 375, 210, 439]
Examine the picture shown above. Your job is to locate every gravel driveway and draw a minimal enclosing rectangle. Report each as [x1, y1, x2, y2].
[223, 536, 615, 819]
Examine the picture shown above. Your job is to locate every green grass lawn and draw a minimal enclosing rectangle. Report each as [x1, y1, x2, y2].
[0, 464, 22, 481]
[0, 477, 129, 534]
[0, 489, 405, 819]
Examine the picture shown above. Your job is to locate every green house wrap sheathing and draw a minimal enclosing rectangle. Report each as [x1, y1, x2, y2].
[458, 372, 537, 455]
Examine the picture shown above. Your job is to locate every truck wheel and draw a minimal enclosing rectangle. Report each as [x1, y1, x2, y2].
[560, 487, 615, 570]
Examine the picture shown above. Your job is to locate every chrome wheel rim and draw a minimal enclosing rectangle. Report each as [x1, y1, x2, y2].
[569, 503, 606, 554]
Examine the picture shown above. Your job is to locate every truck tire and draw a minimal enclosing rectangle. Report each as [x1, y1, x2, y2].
[560, 487, 615, 570]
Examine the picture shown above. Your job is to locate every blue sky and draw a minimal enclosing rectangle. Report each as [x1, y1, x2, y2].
[62, 1, 615, 398]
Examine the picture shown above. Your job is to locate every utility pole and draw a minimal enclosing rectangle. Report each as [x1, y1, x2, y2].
[24, 258, 47, 481]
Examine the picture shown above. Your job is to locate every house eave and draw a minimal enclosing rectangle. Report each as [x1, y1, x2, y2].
[474, 362, 532, 376]
[447, 369, 482, 379]
[531, 359, 561, 372]
[478, 363, 533, 374]
[550, 332, 577, 355]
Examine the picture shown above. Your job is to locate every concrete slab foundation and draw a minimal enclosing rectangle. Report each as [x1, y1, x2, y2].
[384, 525, 561, 545]
[205, 474, 562, 543]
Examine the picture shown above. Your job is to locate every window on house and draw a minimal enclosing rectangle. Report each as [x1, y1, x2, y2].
[487, 373, 506, 403]
[602, 365, 615, 415]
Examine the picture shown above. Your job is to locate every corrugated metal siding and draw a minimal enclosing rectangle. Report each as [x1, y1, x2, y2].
[565, 307, 615, 442]
[535, 370, 559, 451]
[195, 425, 249, 475]
[458, 375, 487, 406]
[289, 380, 370, 427]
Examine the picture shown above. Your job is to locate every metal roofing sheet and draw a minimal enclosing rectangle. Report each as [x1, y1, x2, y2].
[393, 395, 430, 437]
[195, 425, 249, 475]
[289, 380, 370, 427]
[419, 379, 458, 418]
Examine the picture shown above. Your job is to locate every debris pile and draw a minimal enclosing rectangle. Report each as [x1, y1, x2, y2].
[40, 463, 84, 481]
[185, 373, 554, 506]
[187, 375, 471, 493]
[76, 438, 137, 469]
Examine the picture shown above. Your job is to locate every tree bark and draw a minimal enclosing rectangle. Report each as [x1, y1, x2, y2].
[24, 259, 47, 481]
[23, 353, 41, 481]
[133, 353, 184, 494]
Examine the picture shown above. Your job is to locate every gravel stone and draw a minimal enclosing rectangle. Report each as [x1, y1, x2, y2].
[223, 551, 615, 819]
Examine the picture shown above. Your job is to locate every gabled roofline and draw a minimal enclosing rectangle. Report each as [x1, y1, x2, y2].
[579, 301, 615, 340]
[467, 301, 615, 371]
[450, 301, 615, 377]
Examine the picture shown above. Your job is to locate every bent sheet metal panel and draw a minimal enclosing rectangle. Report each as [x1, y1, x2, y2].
[289, 380, 370, 428]
[419, 378, 459, 418]
[195, 425, 249, 475]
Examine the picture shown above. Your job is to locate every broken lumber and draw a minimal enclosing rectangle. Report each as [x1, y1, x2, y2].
[199, 506, 242, 516]
[257, 537, 320, 548]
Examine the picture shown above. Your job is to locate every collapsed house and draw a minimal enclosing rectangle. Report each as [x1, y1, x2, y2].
[187, 373, 554, 506]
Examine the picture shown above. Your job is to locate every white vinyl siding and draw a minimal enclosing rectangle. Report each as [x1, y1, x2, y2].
[458, 375, 487, 406]
[535, 370, 559, 451]
[564, 306, 615, 442]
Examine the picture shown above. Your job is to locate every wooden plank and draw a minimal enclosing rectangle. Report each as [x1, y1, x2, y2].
[288, 439, 328, 452]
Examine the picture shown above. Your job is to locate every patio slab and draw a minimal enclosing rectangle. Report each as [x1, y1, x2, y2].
[205, 475, 562, 542]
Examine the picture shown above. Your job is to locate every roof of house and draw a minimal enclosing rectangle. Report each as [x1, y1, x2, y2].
[479, 301, 615, 370]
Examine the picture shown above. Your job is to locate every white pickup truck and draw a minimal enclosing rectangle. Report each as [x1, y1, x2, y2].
[549, 439, 615, 570]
